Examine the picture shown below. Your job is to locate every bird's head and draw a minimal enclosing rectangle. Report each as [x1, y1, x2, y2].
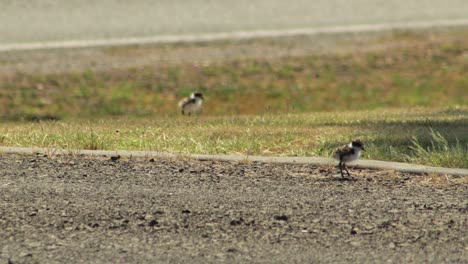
[191, 92, 204, 100]
[351, 139, 365, 151]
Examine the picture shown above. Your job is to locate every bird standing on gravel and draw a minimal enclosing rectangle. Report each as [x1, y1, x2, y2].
[178, 92, 204, 115]
[333, 139, 365, 179]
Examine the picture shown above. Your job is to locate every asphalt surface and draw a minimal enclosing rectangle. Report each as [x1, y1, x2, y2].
[1, 0, 468, 45]
[1, 153, 466, 263]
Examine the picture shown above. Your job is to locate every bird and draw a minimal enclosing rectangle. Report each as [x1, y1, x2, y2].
[178, 92, 204, 115]
[332, 139, 366, 179]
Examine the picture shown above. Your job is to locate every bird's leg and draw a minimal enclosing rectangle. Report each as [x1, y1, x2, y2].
[338, 161, 345, 178]
[344, 163, 351, 177]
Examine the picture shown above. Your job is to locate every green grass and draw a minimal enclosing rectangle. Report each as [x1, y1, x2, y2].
[0, 107, 466, 168]
[406, 129, 467, 168]
[0, 30, 467, 120]
[0, 30, 467, 168]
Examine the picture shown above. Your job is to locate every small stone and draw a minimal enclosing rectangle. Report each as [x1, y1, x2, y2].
[181, 209, 191, 214]
[110, 155, 121, 161]
[25, 241, 41, 248]
[274, 215, 288, 221]
[19, 251, 32, 257]
[148, 219, 158, 226]
[230, 219, 243, 226]
[447, 219, 455, 227]
[149, 158, 155, 162]
[46, 245, 58, 251]
[88, 223, 99, 228]
[350, 241, 361, 247]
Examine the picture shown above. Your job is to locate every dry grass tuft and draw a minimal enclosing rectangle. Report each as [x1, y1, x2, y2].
[409, 173, 466, 187]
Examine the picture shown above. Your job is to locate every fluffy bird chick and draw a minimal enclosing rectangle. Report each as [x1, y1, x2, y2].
[333, 139, 366, 179]
[178, 92, 204, 115]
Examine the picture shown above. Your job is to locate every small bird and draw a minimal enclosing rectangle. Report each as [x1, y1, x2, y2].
[178, 92, 204, 115]
[333, 139, 366, 179]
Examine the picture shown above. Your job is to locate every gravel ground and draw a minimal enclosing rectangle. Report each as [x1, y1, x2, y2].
[0, 153, 466, 263]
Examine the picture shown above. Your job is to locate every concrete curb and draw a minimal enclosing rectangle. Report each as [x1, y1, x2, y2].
[1, 146, 467, 176]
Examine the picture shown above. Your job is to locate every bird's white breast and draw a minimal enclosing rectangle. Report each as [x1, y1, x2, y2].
[183, 98, 203, 114]
[341, 149, 361, 163]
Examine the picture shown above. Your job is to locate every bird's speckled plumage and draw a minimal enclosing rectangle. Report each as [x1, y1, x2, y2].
[333, 140, 365, 178]
[178, 92, 204, 115]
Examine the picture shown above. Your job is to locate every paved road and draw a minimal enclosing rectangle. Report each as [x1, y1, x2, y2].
[1, 154, 466, 263]
[1, 0, 467, 45]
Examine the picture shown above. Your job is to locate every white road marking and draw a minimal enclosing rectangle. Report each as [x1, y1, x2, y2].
[1, 19, 468, 52]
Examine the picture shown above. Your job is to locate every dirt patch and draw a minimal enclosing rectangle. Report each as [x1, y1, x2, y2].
[0, 153, 466, 263]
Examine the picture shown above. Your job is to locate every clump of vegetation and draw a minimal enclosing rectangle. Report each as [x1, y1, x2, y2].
[406, 129, 467, 168]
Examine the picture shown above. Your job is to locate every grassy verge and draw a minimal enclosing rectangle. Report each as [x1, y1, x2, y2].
[0, 107, 466, 168]
[0, 30, 467, 119]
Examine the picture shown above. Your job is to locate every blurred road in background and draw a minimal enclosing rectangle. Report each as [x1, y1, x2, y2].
[1, 0, 467, 49]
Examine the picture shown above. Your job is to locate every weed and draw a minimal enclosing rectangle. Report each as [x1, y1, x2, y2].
[407, 129, 467, 168]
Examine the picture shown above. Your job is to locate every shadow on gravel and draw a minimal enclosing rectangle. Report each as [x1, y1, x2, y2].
[317, 177, 358, 182]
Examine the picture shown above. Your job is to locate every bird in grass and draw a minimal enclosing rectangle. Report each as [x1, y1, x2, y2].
[178, 92, 204, 115]
[333, 139, 366, 179]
